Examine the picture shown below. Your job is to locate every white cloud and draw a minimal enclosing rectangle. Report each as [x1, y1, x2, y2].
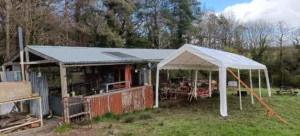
[220, 0, 300, 26]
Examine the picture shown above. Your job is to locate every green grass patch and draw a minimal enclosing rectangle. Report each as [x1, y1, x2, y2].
[54, 124, 73, 133]
[139, 113, 153, 120]
[92, 112, 120, 122]
[123, 116, 136, 123]
[96, 88, 300, 136]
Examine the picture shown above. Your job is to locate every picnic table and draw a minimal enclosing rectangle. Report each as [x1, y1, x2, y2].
[276, 86, 298, 96]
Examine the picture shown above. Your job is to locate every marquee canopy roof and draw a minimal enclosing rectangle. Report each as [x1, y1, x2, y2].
[157, 44, 267, 70]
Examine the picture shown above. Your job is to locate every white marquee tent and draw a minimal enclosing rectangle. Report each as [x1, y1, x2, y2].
[154, 44, 271, 116]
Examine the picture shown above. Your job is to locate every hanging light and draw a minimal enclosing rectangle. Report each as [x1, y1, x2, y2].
[37, 66, 42, 78]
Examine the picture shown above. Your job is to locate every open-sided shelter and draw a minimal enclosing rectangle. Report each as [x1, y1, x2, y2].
[155, 44, 271, 116]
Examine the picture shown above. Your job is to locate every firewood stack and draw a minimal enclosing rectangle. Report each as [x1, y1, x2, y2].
[0, 112, 40, 134]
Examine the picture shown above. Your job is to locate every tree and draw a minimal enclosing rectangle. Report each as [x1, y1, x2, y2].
[244, 19, 273, 63]
[275, 21, 292, 86]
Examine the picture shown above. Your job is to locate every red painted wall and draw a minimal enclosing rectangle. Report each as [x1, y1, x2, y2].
[87, 85, 153, 117]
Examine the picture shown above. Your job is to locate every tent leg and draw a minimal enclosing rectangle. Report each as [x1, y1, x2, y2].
[194, 70, 198, 100]
[238, 69, 242, 110]
[219, 67, 228, 116]
[249, 70, 254, 104]
[209, 70, 212, 97]
[154, 67, 160, 108]
[264, 69, 271, 97]
[259, 69, 262, 98]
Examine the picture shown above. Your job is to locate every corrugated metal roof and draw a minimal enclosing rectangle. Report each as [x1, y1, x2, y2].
[27, 45, 176, 64]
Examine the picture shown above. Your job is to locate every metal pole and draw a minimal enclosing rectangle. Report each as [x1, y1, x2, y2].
[154, 67, 160, 108]
[238, 69, 242, 110]
[250, 70, 254, 104]
[264, 69, 272, 97]
[209, 70, 212, 97]
[259, 69, 262, 98]
[194, 70, 198, 99]
[18, 27, 25, 81]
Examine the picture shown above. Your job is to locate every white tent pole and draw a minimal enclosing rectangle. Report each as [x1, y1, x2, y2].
[249, 70, 254, 104]
[238, 69, 242, 110]
[154, 67, 160, 108]
[258, 69, 262, 98]
[209, 70, 212, 97]
[264, 69, 271, 97]
[219, 67, 228, 116]
[194, 70, 198, 99]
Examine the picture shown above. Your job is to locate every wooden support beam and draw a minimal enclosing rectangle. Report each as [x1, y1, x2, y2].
[60, 63, 68, 97]
[4, 60, 57, 66]
[148, 62, 152, 85]
[227, 68, 287, 123]
[20, 51, 25, 81]
[62, 62, 135, 68]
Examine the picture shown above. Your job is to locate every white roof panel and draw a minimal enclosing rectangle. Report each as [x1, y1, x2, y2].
[158, 44, 266, 70]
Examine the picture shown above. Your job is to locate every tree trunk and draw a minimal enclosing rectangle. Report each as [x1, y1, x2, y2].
[64, 0, 69, 45]
[280, 38, 283, 86]
[5, 0, 12, 58]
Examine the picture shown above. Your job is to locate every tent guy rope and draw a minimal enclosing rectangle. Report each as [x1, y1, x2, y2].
[227, 68, 286, 123]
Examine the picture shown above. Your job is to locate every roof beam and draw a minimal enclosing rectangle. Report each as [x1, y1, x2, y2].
[62, 62, 137, 68]
[26, 47, 59, 62]
[3, 60, 57, 66]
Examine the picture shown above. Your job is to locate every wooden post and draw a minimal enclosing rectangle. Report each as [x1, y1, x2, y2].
[60, 63, 68, 97]
[39, 97, 43, 126]
[148, 63, 152, 85]
[25, 47, 30, 81]
[20, 51, 25, 81]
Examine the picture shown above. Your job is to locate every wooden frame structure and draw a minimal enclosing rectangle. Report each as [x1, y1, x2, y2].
[0, 95, 43, 133]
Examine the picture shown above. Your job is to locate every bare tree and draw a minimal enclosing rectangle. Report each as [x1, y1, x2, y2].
[275, 21, 292, 86]
[291, 27, 300, 48]
[244, 19, 273, 62]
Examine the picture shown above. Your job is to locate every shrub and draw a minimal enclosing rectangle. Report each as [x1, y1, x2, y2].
[123, 116, 135, 123]
[92, 112, 119, 122]
[158, 121, 164, 126]
[139, 113, 152, 120]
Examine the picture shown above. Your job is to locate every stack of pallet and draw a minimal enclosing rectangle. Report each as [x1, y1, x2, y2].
[0, 112, 39, 134]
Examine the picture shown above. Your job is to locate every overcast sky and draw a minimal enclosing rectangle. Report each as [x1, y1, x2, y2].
[201, 0, 300, 26]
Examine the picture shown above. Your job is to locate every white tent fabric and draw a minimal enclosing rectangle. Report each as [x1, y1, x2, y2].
[155, 44, 271, 117]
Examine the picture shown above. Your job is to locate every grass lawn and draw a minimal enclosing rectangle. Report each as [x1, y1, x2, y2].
[60, 88, 300, 136]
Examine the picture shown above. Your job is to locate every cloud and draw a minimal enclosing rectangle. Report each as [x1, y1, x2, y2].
[220, 0, 300, 26]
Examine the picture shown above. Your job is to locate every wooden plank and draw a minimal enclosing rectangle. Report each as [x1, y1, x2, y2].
[0, 96, 40, 105]
[0, 120, 41, 132]
[0, 82, 32, 99]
